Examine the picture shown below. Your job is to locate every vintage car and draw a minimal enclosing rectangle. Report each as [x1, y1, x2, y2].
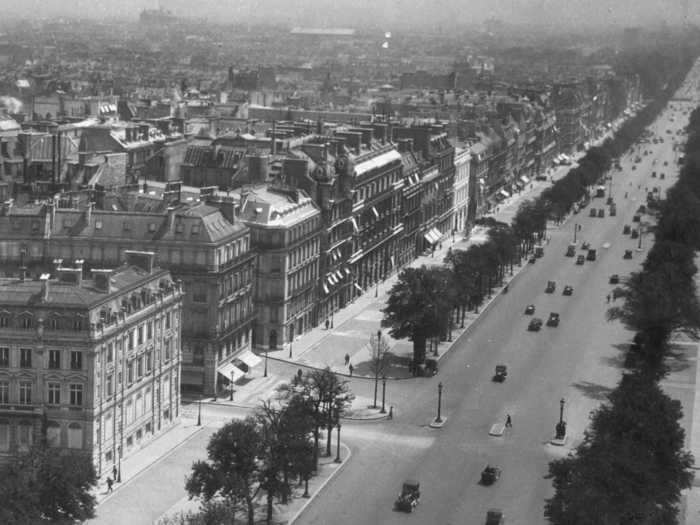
[623, 225, 631, 234]
[394, 480, 420, 513]
[486, 509, 505, 525]
[528, 256, 537, 264]
[609, 274, 620, 284]
[576, 255, 585, 265]
[547, 313, 560, 327]
[631, 229, 639, 239]
[632, 214, 641, 222]
[566, 244, 576, 257]
[493, 365, 508, 383]
[624, 250, 634, 259]
[545, 280, 556, 293]
[597, 208, 605, 218]
[528, 318, 543, 331]
[589, 208, 597, 217]
[480, 465, 502, 485]
[581, 241, 591, 250]
[524, 304, 536, 315]
[563, 285, 574, 296]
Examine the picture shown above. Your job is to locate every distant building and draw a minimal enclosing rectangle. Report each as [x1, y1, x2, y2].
[0, 251, 183, 478]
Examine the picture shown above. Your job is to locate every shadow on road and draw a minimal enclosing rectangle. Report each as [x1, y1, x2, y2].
[665, 346, 693, 373]
[354, 351, 414, 379]
[572, 380, 613, 401]
[599, 343, 631, 369]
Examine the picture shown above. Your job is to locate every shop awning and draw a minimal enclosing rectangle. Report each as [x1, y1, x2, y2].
[335, 270, 343, 281]
[354, 283, 363, 292]
[217, 361, 244, 382]
[323, 283, 329, 294]
[350, 217, 359, 233]
[500, 189, 510, 198]
[372, 207, 380, 219]
[520, 175, 530, 184]
[235, 350, 262, 369]
[424, 228, 441, 244]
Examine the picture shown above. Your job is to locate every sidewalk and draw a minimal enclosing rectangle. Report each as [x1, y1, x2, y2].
[93, 417, 204, 505]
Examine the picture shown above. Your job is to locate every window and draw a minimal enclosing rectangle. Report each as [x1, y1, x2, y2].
[73, 319, 82, 331]
[69, 384, 83, 406]
[107, 342, 114, 363]
[0, 347, 8, 367]
[0, 420, 8, 451]
[146, 351, 152, 373]
[137, 356, 143, 378]
[165, 312, 171, 329]
[147, 321, 153, 340]
[20, 348, 32, 368]
[164, 338, 171, 362]
[67, 422, 82, 449]
[21, 317, 32, 329]
[47, 422, 60, 447]
[106, 375, 113, 397]
[48, 350, 60, 369]
[70, 351, 82, 370]
[123, 221, 131, 231]
[138, 325, 144, 345]
[18, 421, 33, 451]
[19, 381, 32, 404]
[0, 316, 8, 327]
[127, 361, 134, 384]
[95, 220, 103, 230]
[0, 382, 8, 404]
[49, 317, 59, 330]
[48, 382, 61, 405]
[128, 330, 134, 350]
[191, 224, 200, 235]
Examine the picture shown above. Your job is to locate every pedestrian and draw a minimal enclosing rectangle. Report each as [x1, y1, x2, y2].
[297, 368, 303, 381]
[112, 465, 117, 482]
[505, 414, 512, 428]
[348, 363, 354, 376]
[325, 318, 330, 330]
[606, 294, 611, 303]
[344, 353, 350, 366]
[106, 476, 113, 493]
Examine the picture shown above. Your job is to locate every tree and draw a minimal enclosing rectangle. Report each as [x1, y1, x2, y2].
[545, 373, 694, 524]
[382, 266, 456, 369]
[369, 330, 391, 408]
[0, 443, 97, 524]
[186, 419, 261, 525]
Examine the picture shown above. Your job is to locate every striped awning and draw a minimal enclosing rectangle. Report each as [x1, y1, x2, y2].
[424, 227, 442, 245]
[217, 361, 245, 382]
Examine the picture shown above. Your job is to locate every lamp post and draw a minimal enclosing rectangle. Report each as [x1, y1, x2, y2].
[373, 330, 381, 409]
[637, 225, 643, 250]
[380, 375, 387, 414]
[573, 223, 579, 243]
[436, 382, 443, 424]
[334, 422, 342, 463]
[330, 310, 334, 329]
[117, 446, 122, 482]
[229, 371, 234, 401]
[196, 394, 202, 426]
[555, 398, 567, 439]
[264, 348, 268, 377]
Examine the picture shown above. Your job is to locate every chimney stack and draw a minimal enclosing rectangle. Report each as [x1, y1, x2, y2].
[40, 273, 50, 301]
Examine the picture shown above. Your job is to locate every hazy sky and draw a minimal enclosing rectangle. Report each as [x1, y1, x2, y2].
[4, 0, 697, 29]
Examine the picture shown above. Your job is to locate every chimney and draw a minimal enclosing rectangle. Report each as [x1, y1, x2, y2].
[40, 273, 50, 301]
[125, 250, 155, 273]
[92, 269, 114, 293]
[166, 206, 177, 231]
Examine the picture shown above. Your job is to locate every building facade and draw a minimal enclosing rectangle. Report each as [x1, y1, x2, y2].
[0, 251, 182, 479]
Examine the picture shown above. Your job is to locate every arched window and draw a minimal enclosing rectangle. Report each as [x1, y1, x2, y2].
[47, 421, 61, 447]
[68, 422, 83, 449]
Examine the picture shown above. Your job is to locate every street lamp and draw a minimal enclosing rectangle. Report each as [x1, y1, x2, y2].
[573, 223, 579, 243]
[637, 224, 644, 250]
[229, 371, 234, 401]
[436, 382, 444, 424]
[334, 422, 342, 463]
[380, 375, 387, 414]
[117, 446, 122, 482]
[264, 348, 268, 378]
[555, 398, 567, 439]
[373, 330, 382, 409]
[197, 394, 202, 426]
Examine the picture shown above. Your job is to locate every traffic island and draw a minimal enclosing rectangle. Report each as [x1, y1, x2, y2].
[429, 416, 447, 428]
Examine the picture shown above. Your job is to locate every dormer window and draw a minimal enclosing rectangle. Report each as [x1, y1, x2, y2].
[148, 223, 157, 232]
[175, 222, 184, 233]
[191, 224, 200, 235]
[31, 221, 40, 232]
[95, 220, 103, 230]
[123, 221, 131, 231]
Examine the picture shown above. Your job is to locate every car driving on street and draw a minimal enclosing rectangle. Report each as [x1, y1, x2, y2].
[547, 313, 560, 327]
[524, 304, 535, 315]
[563, 285, 573, 296]
[528, 318, 543, 331]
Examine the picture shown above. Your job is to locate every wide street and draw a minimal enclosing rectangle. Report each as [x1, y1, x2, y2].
[295, 99, 693, 523]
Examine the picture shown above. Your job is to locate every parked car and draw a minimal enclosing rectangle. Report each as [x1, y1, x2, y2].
[563, 285, 573, 296]
[394, 480, 420, 513]
[589, 208, 597, 217]
[587, 249, 597, 261]
[623, 225, 631, 234]
[528, 318, 543, 331]
[547, 312, 560, 327]
[597, 208, 605, 218]
[566, 244, 576, 257]
[581, 241, 590, 250]
[528, 256, 537, 264]
[524, 304, 536, 315]
[545, 280, 556, 293]
[624, 250, 633, 259]
[493, 365, 508, 383]
[633, 214, 641, 222]
[576, 255, 585, 265]
[609, 274, 620, 284]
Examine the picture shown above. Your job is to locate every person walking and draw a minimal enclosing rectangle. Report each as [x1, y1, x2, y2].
[325, 319, 330, 330]
[344, 353, 350, 366]
[606, 294, 611, 303]
[106, 477, 114, 493]
[348, 363, 354, 377]
[505, 414, 512, 428]
[112, 465, 118, 483]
